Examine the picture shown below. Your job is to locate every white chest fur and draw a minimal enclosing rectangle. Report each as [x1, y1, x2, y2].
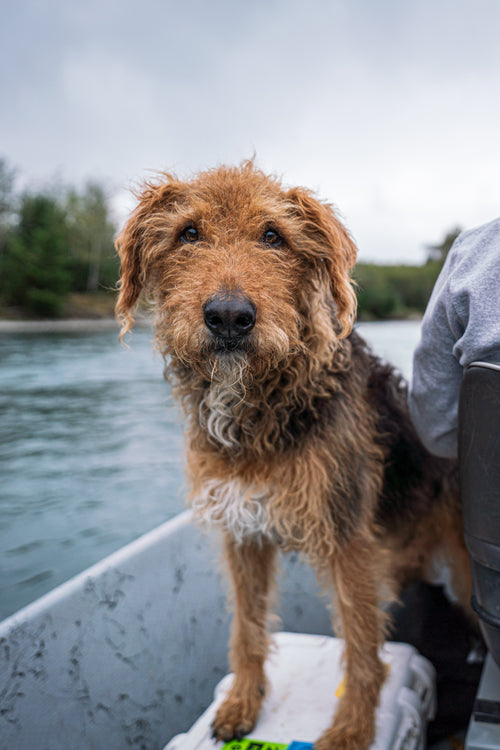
[194, 377, 276, 542]
[192, 477, 275, 543]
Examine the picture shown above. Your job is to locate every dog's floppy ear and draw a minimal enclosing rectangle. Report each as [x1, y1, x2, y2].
[287, 187, 357, 338]
[115, 177, 185, 339]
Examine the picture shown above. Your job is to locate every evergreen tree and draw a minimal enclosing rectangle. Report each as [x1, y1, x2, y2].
[0, 158, 17, 267]
[426, 226, 462, 264]
[3, 193, 71, 317]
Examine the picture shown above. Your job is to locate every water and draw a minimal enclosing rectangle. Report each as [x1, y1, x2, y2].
[0, 326, 185, 620]
[0, 319, 421, 620]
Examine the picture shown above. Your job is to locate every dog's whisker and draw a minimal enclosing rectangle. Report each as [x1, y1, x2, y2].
[210, 357, 218, 381]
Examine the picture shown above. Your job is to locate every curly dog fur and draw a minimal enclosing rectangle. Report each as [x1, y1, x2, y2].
[116, 162, 471, 750]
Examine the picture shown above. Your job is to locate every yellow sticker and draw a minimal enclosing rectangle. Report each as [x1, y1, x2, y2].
[335, 663, 390, 699]
[335, 676, 346, 698]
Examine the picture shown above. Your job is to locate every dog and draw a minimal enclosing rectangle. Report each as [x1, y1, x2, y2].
[115, 162, 472, 750]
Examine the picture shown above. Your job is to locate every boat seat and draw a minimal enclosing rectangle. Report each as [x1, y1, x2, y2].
[459, 361, 500, 666]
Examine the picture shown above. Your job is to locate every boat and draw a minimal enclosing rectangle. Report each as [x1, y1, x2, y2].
[0, 510, 334, 750]
[2, 361, 500, 750]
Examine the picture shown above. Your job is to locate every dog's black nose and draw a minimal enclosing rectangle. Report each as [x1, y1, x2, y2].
[203, 294, 256, 342]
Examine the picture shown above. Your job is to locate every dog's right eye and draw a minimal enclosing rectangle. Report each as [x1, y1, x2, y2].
[180, 226, 199, 244]
[261, 229, 283, 247]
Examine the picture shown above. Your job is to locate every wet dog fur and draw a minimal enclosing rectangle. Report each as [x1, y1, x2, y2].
[115, 162, 471, 750]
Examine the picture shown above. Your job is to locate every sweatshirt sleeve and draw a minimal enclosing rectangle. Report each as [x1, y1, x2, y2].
[409, 251, 463, 458]
[409, 218, 500, 458]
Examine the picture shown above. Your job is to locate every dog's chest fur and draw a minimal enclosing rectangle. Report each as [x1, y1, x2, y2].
[192, 476, 275, 543]
[193, 382, 277, 541]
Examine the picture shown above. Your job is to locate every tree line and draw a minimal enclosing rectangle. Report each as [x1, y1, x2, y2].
[0, 158, 118, 317]
[354, 227, 460, 320]
[0, 157, 460, 320]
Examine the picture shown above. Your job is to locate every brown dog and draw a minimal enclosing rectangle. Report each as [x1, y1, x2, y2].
[116, 162, 471, 750]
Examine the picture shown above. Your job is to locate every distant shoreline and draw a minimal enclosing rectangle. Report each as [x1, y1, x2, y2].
[0, 317, 153, 334]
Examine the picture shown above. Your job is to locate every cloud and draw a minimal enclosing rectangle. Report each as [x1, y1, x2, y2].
[2, 0, 500, 261]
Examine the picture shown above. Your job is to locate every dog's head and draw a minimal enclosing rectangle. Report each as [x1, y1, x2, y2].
[116, 162, 357, 382]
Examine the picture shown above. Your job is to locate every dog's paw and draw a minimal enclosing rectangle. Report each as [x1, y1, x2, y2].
[211, 689, 263, 742]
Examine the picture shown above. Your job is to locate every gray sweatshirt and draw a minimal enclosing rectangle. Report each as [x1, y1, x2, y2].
[409, 217, 500, 458]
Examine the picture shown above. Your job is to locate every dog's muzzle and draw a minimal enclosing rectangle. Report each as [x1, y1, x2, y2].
[203, 292, 256, 348]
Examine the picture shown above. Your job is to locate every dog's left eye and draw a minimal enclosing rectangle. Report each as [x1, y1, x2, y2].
[261, 229, 283, 247]
[180, 225, 199, 243]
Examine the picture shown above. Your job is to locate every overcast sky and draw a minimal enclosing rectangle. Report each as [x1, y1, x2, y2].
[1, 0, 499, 262]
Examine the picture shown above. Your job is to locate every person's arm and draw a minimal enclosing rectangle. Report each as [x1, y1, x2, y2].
[409, 218, 500, 459]
[409, 252, 463, 458]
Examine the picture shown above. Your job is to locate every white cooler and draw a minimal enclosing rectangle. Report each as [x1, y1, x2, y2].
[165, 632, 436, 750]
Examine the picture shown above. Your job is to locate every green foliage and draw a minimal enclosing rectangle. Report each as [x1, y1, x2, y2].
[0, 157, 119, 318]
[0, 158, 17, 225]
[354, 262, 442, 320]
[65, 182, 118, 292]
[2, 194, 71, 317]
[425, 226, 461, 263]
[0, 158, 17, 264]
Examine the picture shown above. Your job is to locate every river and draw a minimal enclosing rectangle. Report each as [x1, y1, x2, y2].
[0, 319, 421, 620]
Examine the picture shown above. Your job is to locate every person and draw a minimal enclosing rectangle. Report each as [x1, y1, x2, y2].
[409, 217, 500, 459]
[405, 219, 500, 739]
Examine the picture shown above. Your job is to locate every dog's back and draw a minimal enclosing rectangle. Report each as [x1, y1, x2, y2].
[348, 331, 466, 599]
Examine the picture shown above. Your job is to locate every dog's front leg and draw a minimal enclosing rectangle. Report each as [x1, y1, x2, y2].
[316, 534, 386, 750]
[212, 533, 276, 742]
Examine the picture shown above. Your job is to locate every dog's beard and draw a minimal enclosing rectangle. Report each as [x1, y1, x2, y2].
[198, 351, 251, 452]
[206, 349, 250, 389]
